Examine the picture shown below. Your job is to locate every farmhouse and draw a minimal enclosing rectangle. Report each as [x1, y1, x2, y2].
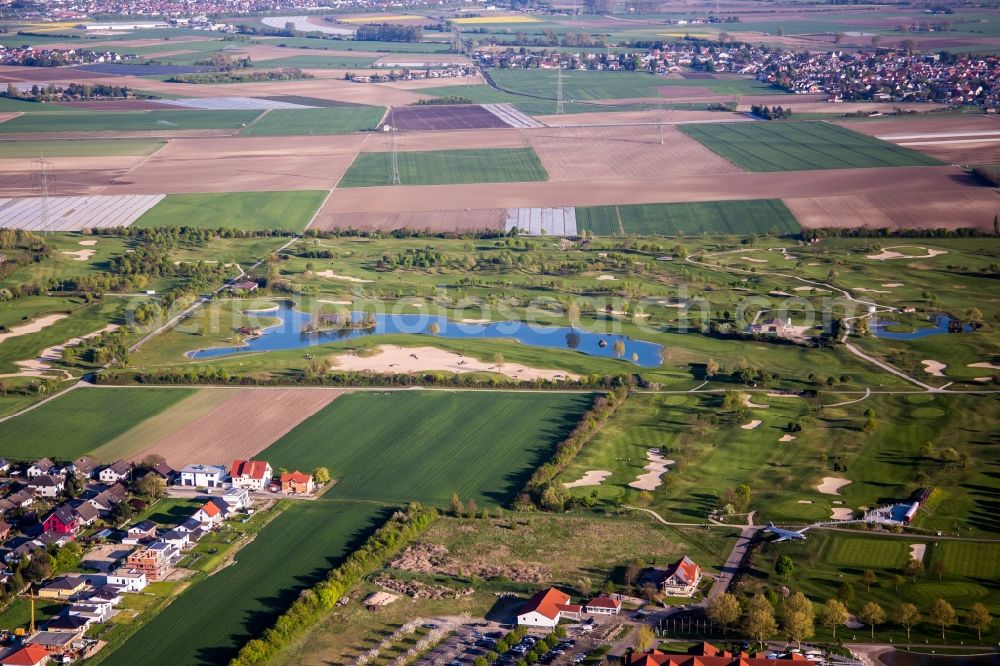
[178, 464, 227, 488]
[516, 587, 582, 628]
[747, 317, 790, 336]
[228, 280, 259, 292]
[280, 470, 314, 494]
[99, 461, 133, 484]
[643, 556, 702, 597]
[229, 459, 272, 491]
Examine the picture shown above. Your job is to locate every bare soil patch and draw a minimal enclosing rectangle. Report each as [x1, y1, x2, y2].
[390, 542, 546, 584]
[0, 65, 108, 83]
[130, 388, 341, 468]
[384, 104, 509, 131]
[533, 109, 747, 126]
[361, 128, 525, 152]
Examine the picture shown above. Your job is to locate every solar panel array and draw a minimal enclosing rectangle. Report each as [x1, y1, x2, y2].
[504, 207, 577, 236]
[0, 195, 165, 231]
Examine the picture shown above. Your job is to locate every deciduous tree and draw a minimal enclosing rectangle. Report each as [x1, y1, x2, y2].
[707, 593, 741, 633]
[859, 601, 886, 639]
[929, 598, 956, 640]
[966, 602, 991, 641]
[896, 603, 921, 640]
[820, 598, 848, 639]
[782, 591, 814, 648]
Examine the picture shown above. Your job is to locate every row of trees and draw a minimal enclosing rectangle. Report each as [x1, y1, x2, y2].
[707, 591, 993, 647]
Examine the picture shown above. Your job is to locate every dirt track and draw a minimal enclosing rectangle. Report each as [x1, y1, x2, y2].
[532, 109, 747, 126]
[361, 128, 526, 152]
[130, 388, 341, 468]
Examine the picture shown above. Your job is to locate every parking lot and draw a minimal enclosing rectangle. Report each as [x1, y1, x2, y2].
[412, 620, 603, 666]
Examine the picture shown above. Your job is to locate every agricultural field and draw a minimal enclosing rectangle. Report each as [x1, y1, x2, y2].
[338, 147, 548, 187]
[0, 139, 164, 158]
[0, 386, 196, 460]
[575, 200, 800, 236]
[239, 106, 386, 136]
[384, 104, 511, 131]
[244, 54, 380, 69]
[131, 191, 328, 232]
[0, 110, 262, 134]
[679, 122, 944, 171]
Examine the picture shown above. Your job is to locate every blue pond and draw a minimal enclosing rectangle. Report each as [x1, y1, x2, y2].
[188, 301, 663, 367]
[872, 315, 975, 340]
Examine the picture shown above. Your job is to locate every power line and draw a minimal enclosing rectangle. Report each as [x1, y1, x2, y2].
[31, 153, 52, 234]
[555, 66, 565, 115]
[388, 125, 400, 186]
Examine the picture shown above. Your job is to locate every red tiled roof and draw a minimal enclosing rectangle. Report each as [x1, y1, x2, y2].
[231, 459, 270, 480]
[1, 645, 49, 665]
[280, 471, 311, 484]
[586, 596, 621, 609]
[200, 501, 220, 517]
[519, 587, 570, 621]
[628, 652, 814, 666]
[555, 603, 582, 613]
[664, 555, 701, 585]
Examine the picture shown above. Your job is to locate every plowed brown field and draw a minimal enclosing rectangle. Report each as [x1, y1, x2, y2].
[130, 388, 342, 468]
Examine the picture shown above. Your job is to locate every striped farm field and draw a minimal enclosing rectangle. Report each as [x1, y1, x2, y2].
[824, 535, 909, 569]
[240, 107, 385, 136]
[679, 121, 943, 171]
[260, 391, 592, 507]
[0, 387, 196, 460]
[337, 147, 548, 187]
[930, 541, 1000, 578]
[0, 139, 163, 158]
[132, 191, 327, 232]
[576, 199, 800, 236]
[0, 110, 262, 134]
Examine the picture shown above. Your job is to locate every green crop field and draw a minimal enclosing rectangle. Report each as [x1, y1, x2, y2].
[0, 387, 195, 460]
[338, 147, 548, 187]
[0, 110, 261, 134]
[931, 542, 1000, 579]
[0, 139, 163, 158]
[99, 501, 386, 666]
[256, 54, 379, 69]
[261, 391, 591, 507]
[240, 106, 385, 136]
[825, 536, 910, 569]
[255, 37, 453, 52]
[679, 121, 943, 171]
[575, 200, 800, 236]
[489, 69, 777, 100]
[132, 191, 327, 232]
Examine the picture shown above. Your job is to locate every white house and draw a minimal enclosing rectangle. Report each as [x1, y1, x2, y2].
[178, 464, 227, 488]
[229, 460, 272, 492]
[223, 487, 251, 510]
[516, 587, 582, 628]
[26, 459, 56, 478]
[99, 461, 133, 484]
[192, 501, 224, 526]
[27, 475, 64, 498]
[652, 556, 702, 597]
[584, 595, 622, 615]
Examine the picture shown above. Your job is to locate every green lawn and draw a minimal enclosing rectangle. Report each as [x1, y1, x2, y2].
[98, 501, 387, 666]
[679, 121, 943, 171]
[338, 147, 548, 187]
[0, 139, 164, 158]
[135, 497, 202, 526]
[262, 391, 591, 507]
[0, 386, 195, 460]
[931, 541, 1000, 579]
[575, 200, 801, 236]
[132, 191, 327, 232]
[489, 69, 777, 100]
[258, 38, 453, 52]
[256, 54, 379, 69]
[240, 106, 385, 136]
[0, 110, 261, 134]
[825, 536, 910, 569]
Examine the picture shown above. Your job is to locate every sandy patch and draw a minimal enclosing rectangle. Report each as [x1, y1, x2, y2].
[742, 394, 769, 409]
[364, 591, 399, 607]
[78, 240, 98, 246]
[797, 500, 813, 504]
[60, 249, 96, 261]
[969, 362, 1000, 370]
[974, 376, 991, 383]
[921, 360, 947, 377]
[766, 392, 801, 398]
[595, 274, 617, 281]
[329, 345, 580, 382]
[0, 314, 69, 345]
[779, 434, 796, 442]
[909, 543, 927, 563]
[817, 477, 851, 496]
[882, 282, 904, 288]
[769, 290, 792, 297]
[831, 508, 854, 520]
[460, 318, 491, 324]
[854, 288, 891, 293]
[318, 299, 352, 305]
[793, 286, 830, 292]
[563, 470, 612, 489]
[0, 324, 118, 379]
[741, 420, 763, 430]
[741, 256, 768, 263]
[866, 246, 947, 261]
[628, 449, 674, 491]
[314, 270, 372, 283]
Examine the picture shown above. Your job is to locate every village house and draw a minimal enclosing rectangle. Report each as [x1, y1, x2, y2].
[122, 520, 157, 545]
[159, 529, 190, 550]
[516, 587, 583, 628]
[280, 470, 315, 495]
[0, 644, 50, 666]
[23, 630, 78, 656]
[45, 614, 90, 633]
[147, 462, 176, 484]
[0, 459, 10, 474]
[0, 521, 11, 541]
[42, 506, 80, 537]
[98, 461, 133, 484]
[125, 541, 179, 581]
[69, 501, 99, 527]
[629, 642, 816, 666]
[27, 475, 64, 499]
[105, 568, 147, 592]
[2, 488, 36, 511]
[89, 484, 128, 516]
[644, 556, 702, 597]
[67, 456, 99, 479]
[192, 500, 224, 526]
[26, 459, 56, 479]
[178, 464, 227, 488]
[38, 576, 87, 600]
[229, 460, 272, 491]
[223, 487, 251, 510]
[584, 595, 622, 615]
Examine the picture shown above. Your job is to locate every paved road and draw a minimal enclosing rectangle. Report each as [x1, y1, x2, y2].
[709, 519, 759, 599]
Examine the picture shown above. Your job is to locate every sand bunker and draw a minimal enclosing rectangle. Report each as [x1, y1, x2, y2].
[461, 318, 491, 324]
[817, 477, 851, 496]
[854, 288, 891, 294]
[767, 391, 801, 398]
[866, 247, 947, 261]
[318, 299, 352, 306]
[793, 286, 830, 292]
[882, 283, 904, 288]
[798, 500, 813, 504]
[969, 362, 1000, 370]
[0, 314, 68, 345]
[742, 394, 769, 409]
[314, 270, 372, 283]
[628, 449, 674, 491]
[779, 434, 796, 442]
[909, 543, 927, 563]
[846, 615, 864, 629]
[974, 376, 991, 382]
[78, 240, 98, 246]
[741, 256, 768, 263]
[831, 508, 854, 520]
[330, 345, 580, 382]
[60, 249, 95, 261]
[595, 274, 617, 281]
[769, 290, 792, 297]
[741, 419, 762, 430]
[564, 470, 612, 489]
[921, 360, 947, 377]
[1, 323, 118, 379]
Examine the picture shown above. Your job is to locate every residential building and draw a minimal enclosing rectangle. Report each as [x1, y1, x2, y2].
[99, 460, 133, 484]
[192, 500, 223, 526]
[628, 643, 816, 666]
[223, 487, 250, 509]
[644, 556, 702, 597]
[0, 520, 11, 541]
[106, 568, 147, 592]
[280, 470, 315, 494]
[229, 460, 272, 491]
[0, 459, 10, 474]
[89, 484, 128, 516]
[45, 614, 90, 633]
[23, 630, 78, 655]
[516, 587, 582, 628]
[148, 462, 176, 484]
[159, 529, 189, 550]
[38, 576, 87, 599]
[26, 459, 55, 479]
[27, 475, 64, 498]
[70, 501, 99, 527]
[178, 464, 226, 488]
[42, 506, 80, 537]
[584, 595, 621, 615]
[125, 541, 179, 581]
[124, 520, 157, 544]
[68, 456, 99, 479]
[0, 645, 50, 666]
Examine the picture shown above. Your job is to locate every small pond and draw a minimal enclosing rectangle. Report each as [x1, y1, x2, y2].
[872, 315, 976, 341]
[187, 300, 664, 367]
